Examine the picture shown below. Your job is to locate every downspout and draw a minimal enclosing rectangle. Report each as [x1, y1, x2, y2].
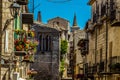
[105, 0, 108, 80]
[0, 0, 2, 79]
[95, 26, 97, 70]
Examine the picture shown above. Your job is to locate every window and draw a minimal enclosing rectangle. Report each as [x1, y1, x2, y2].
[109, 42, 113, 58]
[39, 34, 51, 52]
[100, 48, 102, 62]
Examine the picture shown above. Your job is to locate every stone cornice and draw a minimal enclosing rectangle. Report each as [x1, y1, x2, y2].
[88, 0, 96, 5]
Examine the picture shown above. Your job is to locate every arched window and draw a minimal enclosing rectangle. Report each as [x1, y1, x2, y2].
[38, 34, 52, 52]
[46, 35, 49, 51]
[39, 35, 42, 51]
[49, 36, 52, 51]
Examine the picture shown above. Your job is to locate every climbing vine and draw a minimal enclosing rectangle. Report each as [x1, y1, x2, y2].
[60, 40, 68, 55]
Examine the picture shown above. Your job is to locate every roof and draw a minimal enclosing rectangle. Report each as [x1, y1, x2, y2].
[47, 16, 69, 22]
[33, 21, 60, 32]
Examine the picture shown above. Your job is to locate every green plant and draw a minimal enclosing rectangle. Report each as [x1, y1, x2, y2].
[14, 29, 26, 35]
[60, 59, 65, 77]
[60, 40, 68, 55]
[109, 63, 120, 71]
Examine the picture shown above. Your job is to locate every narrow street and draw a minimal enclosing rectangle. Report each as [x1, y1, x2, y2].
[1, 0, 120, 80]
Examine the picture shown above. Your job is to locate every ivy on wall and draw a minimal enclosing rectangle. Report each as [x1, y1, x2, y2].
[60, 40, 68, 55]
[60, 40, 68, 77]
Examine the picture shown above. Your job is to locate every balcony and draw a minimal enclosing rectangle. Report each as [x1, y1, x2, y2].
[86, 25, 94, 33]
[16, 0, 28, 5]
[110, 9, 120, 26]
[92, 13, 102, 27]
[99, 62, 104, 72]
[108, 56, 120, 74]
[14, 39, 27, 56]
[77, 39, 88, 55]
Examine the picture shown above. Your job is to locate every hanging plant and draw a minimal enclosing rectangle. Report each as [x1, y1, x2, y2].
[14, 39, 26, 51]
[28, 31, 35, 38]
[14, 30, 26, 35]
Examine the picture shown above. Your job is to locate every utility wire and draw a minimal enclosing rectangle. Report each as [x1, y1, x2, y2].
[47, 0, 72, 3]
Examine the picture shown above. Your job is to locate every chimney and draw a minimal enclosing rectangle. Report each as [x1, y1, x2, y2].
[37, 11, 41, 22]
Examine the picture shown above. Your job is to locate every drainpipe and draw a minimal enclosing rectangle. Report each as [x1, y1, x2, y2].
[95, 27, 97, 66]
[105, 0, 108, 80]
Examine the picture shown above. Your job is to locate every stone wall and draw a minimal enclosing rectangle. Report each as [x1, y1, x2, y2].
[1, 1, 14, 80]
[32, 25, 60, 80]
[47, 17, 69, 30]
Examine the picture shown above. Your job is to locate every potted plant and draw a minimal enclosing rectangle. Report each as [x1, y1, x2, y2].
[28, 31, 35, 38]
[14, 39, 26, 51]
[14, 30, 26, 35]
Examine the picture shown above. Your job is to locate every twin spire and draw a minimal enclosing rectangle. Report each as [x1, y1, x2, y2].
[71, 13, 79, 32]
[72, 13, 78, 27]
[37, 11, 79, 29]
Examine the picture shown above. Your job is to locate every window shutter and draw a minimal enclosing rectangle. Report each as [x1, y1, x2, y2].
[5, 30, 9, 52]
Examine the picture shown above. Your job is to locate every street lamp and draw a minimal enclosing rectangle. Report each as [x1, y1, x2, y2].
[9, 2, 20, 18]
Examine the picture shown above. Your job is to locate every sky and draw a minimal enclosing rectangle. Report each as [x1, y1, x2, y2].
[28, 0, 91, 29]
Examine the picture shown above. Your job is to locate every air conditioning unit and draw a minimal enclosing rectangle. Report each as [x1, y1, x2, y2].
[21, 13, 33, 24]
[13, 72, 19, 80]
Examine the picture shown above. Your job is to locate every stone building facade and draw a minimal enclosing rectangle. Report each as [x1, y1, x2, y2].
[0, 1, 33, 80]
[85, 0, 120, 80]
[0, 1, 14, 80]
[31, 13, 71, 80]
[31, 23, 60, 80]
[68, 14, 86, 80]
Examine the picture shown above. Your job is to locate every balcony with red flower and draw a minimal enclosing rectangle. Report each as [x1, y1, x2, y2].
[14, 39, 27, 56]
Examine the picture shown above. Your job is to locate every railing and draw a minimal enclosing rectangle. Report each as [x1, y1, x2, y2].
[77, 39, 88, 55]
[99, 62, 104, 72]
[110, 9, 120, 26]
[109, 56, 120, 73]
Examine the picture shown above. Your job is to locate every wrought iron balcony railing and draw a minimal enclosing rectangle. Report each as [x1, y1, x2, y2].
[77, 39, 89, 55]
[109, 56, 120, 73]
[92, 13, 102, 28]
[99, 62, 104, 72]
[110, 9, 120, 26]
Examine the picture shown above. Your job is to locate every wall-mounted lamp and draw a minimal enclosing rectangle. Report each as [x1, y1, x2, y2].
[9, 2, 20, 18]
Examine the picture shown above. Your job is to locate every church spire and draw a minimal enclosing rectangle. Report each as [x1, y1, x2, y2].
[71, 13, 79, 32]
[37, 11, 41, 22]
[72, 13, 77, 27]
